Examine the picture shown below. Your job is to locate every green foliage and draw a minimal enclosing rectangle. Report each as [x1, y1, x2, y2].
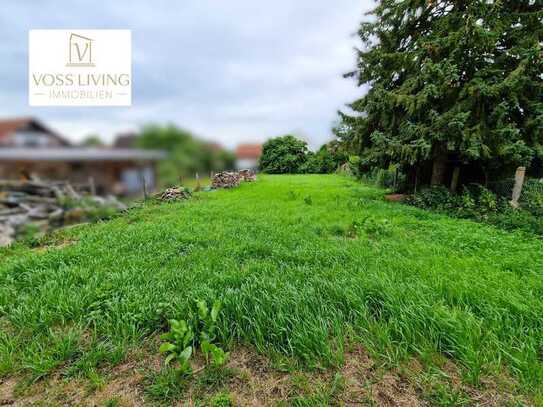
[2, 175, 543, 400]
[408, 183, 543, 235]
[209, 392, 233, 407]
[300, 142, 347, 174]
[137, 124, 235, 187]
[346, 216, 392, 239]
[103, 397, 121, 407]
[260, 137, 347, 174]
[259, 135, 309, 174]
[521, 179, 543, 217]
[194, 366, 236, 394]
[336, 0, 543, 184]
[160, 319, 195, 375]
[160, 300, 228, 376]
[80, 134, 104, 148]
[144, 367, 186, 402]
[289, 373, 345, 406]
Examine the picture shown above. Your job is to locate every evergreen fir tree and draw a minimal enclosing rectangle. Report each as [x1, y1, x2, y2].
[337, 0, 543, 187]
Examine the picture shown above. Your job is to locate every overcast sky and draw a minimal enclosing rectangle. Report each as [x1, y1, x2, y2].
[0, 1, 371, 149]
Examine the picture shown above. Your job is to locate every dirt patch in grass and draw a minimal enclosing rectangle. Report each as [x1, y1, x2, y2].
[0, 343, 529, 406]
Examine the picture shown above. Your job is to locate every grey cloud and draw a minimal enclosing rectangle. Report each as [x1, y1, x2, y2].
[0, 0, 371, 148]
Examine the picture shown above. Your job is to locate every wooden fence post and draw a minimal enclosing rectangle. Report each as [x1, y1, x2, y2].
[140, 172, 148, 200]
[510, 166, 526, 208]
[88, 176, 96, 196]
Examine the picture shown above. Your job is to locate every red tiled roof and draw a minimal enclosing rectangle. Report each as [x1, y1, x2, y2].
[235, 143, 262, 159]
[0, 117, 33, 139]
[0, 117, 70, 146]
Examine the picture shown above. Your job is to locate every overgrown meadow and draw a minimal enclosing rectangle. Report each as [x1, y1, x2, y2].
[1, 175, 542, 401]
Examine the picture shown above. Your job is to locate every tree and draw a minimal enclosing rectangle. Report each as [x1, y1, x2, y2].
[137, 124, 235, 186]
[81, 134, 104, 147]
[337, 0, 543, 189]
[300, 141, 348, 174]
[259, 135, 309, 174]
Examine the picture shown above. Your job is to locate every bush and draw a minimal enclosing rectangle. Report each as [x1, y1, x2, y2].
[137, 124, 235, 187]
[407, 184, 543, 236]
[259, 135, 309, 174]
[347, 155, 362, 178]
[300, 144, 346, 174]
[520, 179, 543, 217]
[357, 165, 406, 191]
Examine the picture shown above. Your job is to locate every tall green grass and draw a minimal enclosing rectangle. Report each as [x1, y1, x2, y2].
[1, 175, 542, 396]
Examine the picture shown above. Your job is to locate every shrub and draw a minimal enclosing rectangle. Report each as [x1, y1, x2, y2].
[159, 300, 228, 376]
[259, 135, 309, 174]
[347, 155, 362, 178]
[300, 144, 347, 174]
[407, 183, 543, 236]
[521, 179, 543, 217]
[353, 164, 406, 191]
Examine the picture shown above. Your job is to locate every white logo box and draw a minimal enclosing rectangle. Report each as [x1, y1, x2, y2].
[29, 30, 132, 106]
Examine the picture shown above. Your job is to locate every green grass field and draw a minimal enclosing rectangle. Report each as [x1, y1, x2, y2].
[1, 175, 542, 405]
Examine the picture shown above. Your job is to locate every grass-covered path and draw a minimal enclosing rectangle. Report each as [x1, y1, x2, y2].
[1, 175, 542, 405]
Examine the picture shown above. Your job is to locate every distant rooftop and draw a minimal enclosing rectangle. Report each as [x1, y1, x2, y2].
[0, 117, 70, 146]
[236, 143, 262, 159]
[0, 148, 165, 162]
[114, 132, 139, 148]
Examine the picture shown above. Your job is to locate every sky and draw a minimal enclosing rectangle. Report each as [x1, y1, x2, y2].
[0, 1, 372, 149]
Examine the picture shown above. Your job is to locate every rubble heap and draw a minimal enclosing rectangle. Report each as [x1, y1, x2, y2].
[157, 187, 192, 201]
[212, 171, 242, 189]
[238, 169, 257, 182]
[0, 179, 126, 247]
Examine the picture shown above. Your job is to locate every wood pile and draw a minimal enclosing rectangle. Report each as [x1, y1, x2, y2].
[238, 169, 257, 182]
[0, 179, 126, 247]
[212, 171, 241, 189]
[157, 187, 192, 201]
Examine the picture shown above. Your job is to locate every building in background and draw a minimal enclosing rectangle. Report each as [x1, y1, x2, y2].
[0, 117, 164, 195]
[113, 132, 139, 148]
[235, 143, 262, 171]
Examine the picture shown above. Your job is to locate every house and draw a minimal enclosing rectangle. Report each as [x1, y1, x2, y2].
[235, 143, 262, 170]
[113, 132, 139, 148]
[0, 117, 164, 195]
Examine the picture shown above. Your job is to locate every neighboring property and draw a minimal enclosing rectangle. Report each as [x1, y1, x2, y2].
[0, 118, 164, 195]
[235, 143, 262, 170]
[113, 132, 139, 148]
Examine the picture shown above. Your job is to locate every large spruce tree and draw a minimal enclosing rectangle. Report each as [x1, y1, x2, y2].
[337, 0, 543, 187]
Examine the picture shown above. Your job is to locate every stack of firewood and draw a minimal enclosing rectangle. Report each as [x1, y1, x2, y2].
[212, 171, 242, 189]
[0, 179, 126, 247]
[157, 187, 192, 201]
[238, 169, 257, 182]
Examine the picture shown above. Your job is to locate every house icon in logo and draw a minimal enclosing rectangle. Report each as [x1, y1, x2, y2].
[67, 33, 94, 67]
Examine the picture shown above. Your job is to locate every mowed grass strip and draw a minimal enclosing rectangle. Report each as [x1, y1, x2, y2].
[1, 174, 542, 396]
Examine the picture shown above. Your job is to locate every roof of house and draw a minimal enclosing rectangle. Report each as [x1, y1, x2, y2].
[114, 133, 139, 148]
[235, 144, 262, 159]
[0, 117, 70, 146]
[0, 148, 165, 162]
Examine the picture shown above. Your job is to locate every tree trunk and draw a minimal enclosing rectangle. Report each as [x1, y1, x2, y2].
[450, 166, 460, 192]
[431, 148, 448, 186]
